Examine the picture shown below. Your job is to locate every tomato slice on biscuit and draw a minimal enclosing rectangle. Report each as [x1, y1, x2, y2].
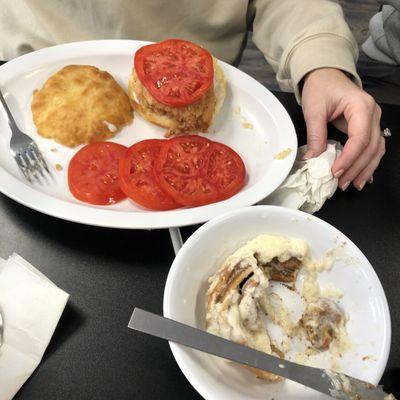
[134, 39, 214, 107]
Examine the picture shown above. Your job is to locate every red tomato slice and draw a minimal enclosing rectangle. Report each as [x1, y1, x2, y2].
[155, 136, 246, 207]
[205, 141, 246, 200]
[119, 139, 180, 210]
[134, 39, 214, 107]
[68, 142, 128, 205]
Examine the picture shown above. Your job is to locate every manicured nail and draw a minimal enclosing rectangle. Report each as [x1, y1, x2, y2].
[357, 181, 366, 191]
[334, 169, 344, 179]
[303, 150, 314, 160]
[368, 176, 373, 184]
[341, 181, 350, 191]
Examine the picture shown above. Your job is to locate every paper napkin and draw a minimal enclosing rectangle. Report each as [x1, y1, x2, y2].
[0, 254, 69, 400]
[262, 140, 342, 213]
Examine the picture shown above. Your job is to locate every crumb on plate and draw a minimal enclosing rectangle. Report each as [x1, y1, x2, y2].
[362, 355, 376, 361]
[274, 148, 292, 160]
[241, 122, 253, 129]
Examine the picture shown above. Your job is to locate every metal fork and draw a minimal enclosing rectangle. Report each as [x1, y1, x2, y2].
[0, 89, 52, 183]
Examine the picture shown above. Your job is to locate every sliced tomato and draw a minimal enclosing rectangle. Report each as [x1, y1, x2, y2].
[156, 135, 212, 175]
[68, 142, 128, 205]
[134, 39, 214, 107]
[155, 136, 246, 207]
[119, 139, 180, 210]
[206, 141, 246, 200]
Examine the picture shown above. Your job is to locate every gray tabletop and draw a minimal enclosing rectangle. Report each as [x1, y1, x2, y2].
[1, 91, 399, 399]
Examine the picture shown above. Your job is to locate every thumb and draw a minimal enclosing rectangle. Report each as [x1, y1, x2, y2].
[303, 111, 328, 160]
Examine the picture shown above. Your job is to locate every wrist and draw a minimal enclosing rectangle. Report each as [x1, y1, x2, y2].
[304, 68, 349, 84]
[300, 68, 353, 97]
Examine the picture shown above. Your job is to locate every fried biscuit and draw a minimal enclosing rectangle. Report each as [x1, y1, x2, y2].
[31, 65, 133, 147]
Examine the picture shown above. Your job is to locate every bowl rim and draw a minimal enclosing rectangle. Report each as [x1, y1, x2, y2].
[163, 205, 392, 400]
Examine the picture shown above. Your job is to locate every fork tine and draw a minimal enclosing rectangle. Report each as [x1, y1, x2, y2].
[30, 143, 53, 179]
[20, 151, 41, 184]
[27, 147, 46, 178]
[28, 149, 53, 185]
[15, 153, 33, 183]
[30, 143, 51, 173]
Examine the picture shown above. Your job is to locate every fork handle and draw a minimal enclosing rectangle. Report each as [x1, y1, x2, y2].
[0, 89, 19, 132]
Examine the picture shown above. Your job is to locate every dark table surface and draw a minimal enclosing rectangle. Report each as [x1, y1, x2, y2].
[0, 89, 398, 399]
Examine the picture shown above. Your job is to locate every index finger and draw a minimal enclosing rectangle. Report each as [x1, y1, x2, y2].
[332, 104, 373, 175]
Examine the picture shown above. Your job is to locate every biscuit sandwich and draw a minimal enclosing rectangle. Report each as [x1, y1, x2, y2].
[128, 39, 226, 137]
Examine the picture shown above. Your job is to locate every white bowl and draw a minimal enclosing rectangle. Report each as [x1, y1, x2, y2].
[163, 206, 391, 400]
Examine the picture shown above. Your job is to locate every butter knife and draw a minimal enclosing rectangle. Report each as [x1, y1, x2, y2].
[129, 308, 393, 400]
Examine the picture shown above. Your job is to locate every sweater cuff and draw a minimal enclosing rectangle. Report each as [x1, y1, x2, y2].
[286, 34, 362, 104]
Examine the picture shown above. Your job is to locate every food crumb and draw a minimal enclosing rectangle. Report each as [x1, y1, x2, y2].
[50, 148, 58, 152]
[362, 355, 376, 361]
[274, 148, 292, 160]
[233, 107, 254, 129]
[241, 122, 253, 129]
[55, 163, 63, 171]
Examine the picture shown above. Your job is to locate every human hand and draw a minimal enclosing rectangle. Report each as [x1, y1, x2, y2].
[301, 68, 385, 190]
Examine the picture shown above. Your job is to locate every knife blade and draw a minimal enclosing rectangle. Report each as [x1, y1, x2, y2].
[128, 308, 391, 400]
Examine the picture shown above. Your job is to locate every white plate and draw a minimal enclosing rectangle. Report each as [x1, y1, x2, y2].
[163, 206, 391, 400]
[0, 40, 297, 229]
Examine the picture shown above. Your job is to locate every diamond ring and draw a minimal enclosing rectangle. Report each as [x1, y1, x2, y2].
[382, 128, 392, 138]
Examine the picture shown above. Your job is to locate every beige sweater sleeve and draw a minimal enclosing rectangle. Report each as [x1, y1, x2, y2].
[249, 0, 362, 102]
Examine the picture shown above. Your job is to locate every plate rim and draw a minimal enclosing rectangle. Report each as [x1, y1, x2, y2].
[0, 40, 297, 229]
[163, 205, 391, 400]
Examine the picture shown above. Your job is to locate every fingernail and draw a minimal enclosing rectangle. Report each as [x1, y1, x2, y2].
[357, 181, 366, 191]
[368, 176, 373, 184]
[303, 150, 314, 160]
[334, 169, 344, 179]
[341, 181, 350, 191]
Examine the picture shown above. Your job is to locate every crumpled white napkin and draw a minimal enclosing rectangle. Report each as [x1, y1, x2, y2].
[0, 254, 69, 400]
[262, 140, 342, 213]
